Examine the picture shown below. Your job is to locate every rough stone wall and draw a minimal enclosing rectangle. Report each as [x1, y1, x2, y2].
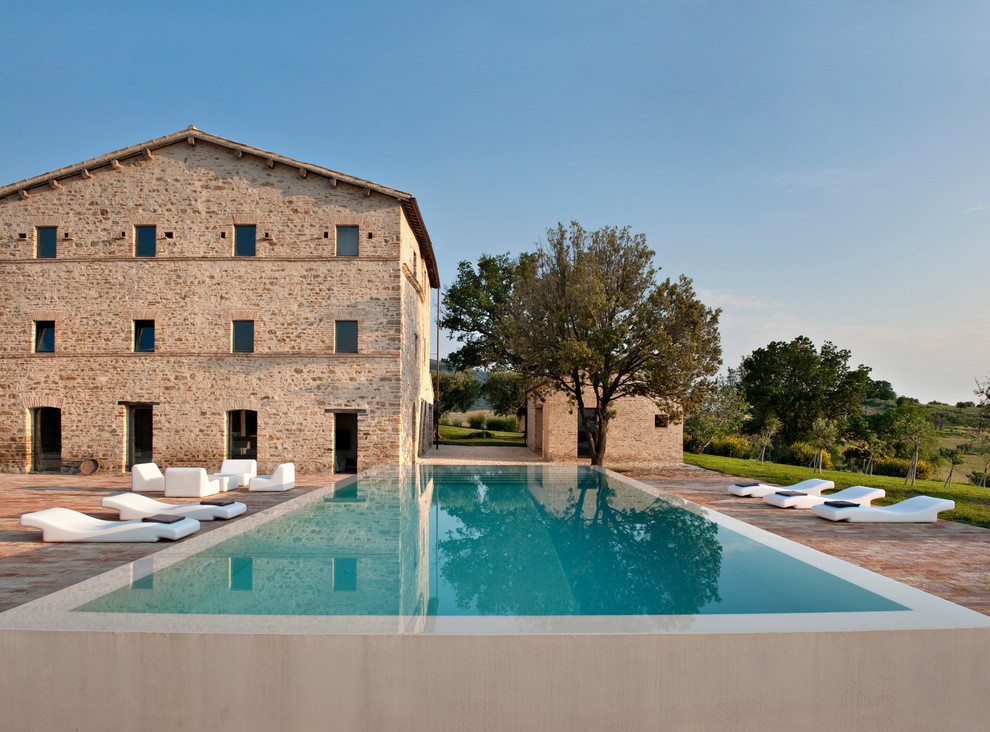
[0, 139, 433, 474]
[397, 208, 433, 463]
[527, 386, 683, 464]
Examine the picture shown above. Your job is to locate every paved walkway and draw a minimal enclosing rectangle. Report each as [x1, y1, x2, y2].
[2, 452, 988, 617]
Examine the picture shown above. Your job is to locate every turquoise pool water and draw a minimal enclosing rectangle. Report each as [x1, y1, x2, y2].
[77, 465, 907, 616]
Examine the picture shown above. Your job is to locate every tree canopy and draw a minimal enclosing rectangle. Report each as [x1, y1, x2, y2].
[439, 253, 534, 371]
[738, 336, 871, 444]
[442, 221, 722, 465]
[431, 369, 481, 420]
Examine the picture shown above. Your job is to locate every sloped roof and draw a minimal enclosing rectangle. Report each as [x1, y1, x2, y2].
[0, 126, 439, 288]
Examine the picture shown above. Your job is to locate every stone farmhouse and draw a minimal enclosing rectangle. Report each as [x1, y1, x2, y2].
[0, 127, 439, 475]
[526, 385, 682, 464]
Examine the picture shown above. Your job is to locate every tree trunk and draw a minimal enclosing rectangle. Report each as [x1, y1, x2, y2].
[904, 447, 919, 486]
[943, 464, 955, 489]
[592, 416, 608, 466]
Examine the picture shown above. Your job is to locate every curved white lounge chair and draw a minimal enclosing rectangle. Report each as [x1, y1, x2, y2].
[810, 495, 955, 523]
[165, 467, 224, 498]
[131, 462, 165, 493]
[249, 463, 295, 492]
[210, 459, 257, 489]
[102, 493, 247, 521]
[763, 485, 885, 510]
[728, 478, 834, 498]
[20, 507, 200, 542]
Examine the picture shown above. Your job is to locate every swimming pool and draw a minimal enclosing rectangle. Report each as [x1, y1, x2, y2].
[2, 464, 987, 635]
[76, 464, 907, 618]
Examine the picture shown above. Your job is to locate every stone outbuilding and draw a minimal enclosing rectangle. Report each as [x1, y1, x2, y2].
[526, 385, 682, 464]
[0, 127, 439, 474]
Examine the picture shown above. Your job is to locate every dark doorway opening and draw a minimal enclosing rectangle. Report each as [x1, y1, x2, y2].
[228, 410, 258, 459]
[335, 413, 358, 473]
[577, 408, 597, 458]
[32, 407, 62, 471]
[127, 406, 154, 469]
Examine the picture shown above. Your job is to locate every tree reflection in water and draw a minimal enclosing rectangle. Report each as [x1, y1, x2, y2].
[437, 469, 722, 616]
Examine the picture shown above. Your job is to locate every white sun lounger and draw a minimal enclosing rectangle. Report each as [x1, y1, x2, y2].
[810, 495, 955, 523]
[102, 493, 247, 521]
[20, 507, 200, 542]
[249, 462, 295, 492]
[763, 485, 885, 510]
[728, 478, 834, 498]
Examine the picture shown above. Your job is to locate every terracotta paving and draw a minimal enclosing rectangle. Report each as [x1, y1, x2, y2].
[633, 466, 990, 617]
[0, 471, 347, 613]
[2, 460, 989, 619]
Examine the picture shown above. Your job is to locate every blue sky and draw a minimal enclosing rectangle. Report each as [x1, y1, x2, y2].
[3, 1, 988, 403]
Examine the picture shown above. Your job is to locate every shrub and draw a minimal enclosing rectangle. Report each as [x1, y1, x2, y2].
[466, 430, 495, 439]
[787, 441, 834, 470]
[486, 416, 518, 432]
[708, 436, 751, 459]
[683, 433, 698, 453]
[467, 414, 487, 429]
[872, 457, 935, 480]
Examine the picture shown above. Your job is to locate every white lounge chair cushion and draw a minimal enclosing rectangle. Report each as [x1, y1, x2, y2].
[729, 478, 834, 498]
[249, 462, 295, 492]
[102, 493, 246, 521]
[164, 467, 223, 498]
[810, 495, 955, 523]
[20, 507, 200, 542]
[763, 485, 885, 510]
[131, 462, 165, 493]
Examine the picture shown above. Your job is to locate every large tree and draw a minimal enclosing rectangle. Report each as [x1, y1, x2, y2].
[738, 336, 871, 444]
[439, 253, 535, 371]
[485, 222, 722, 465]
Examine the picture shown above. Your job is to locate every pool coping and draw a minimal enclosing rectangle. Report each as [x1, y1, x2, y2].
[2, 464, 988, 635]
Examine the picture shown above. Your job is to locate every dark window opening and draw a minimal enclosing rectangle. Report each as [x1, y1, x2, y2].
[134, 320, 155, 352]
[234, 225, 256, 256]
[232, 320, 254, 353]
[335, 321, 358, 353]
[31, 407, 61, 472]
[135, 225, 156, 257]
[336, 225, 359, 256]
[34, 321, 54, 352]
[228, 410, 258, 459]
[127, 405, 154, 469]
[655, 415, 668, 428]
[36, 226, 57, 258]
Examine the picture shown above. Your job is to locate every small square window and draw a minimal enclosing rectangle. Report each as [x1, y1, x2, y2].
[36, 227, 57, 259]
[134, 320, 155, 352]
[336, 226, 359, 256]
[232, 320, 254, 353]
[655, 415, 668, 428]
[135, 226, 156, 257]
[335, 320, 358, 353]
[234, 225, 256, 256]
[34, 321, 55, 352]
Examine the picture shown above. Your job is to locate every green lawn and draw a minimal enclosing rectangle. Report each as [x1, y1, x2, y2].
[684, 452, 990, 529]
[438, 424, 526, 447]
